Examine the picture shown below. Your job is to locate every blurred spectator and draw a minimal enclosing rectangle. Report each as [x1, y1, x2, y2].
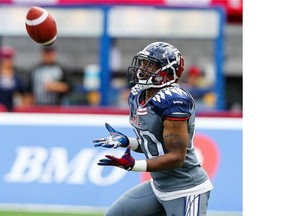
[109, 38, 122, 74]
[83, 64, 101, 106]
[181, 65, 216, 111]
[25, 45, 71, 106]
[0, 46, 25, 111]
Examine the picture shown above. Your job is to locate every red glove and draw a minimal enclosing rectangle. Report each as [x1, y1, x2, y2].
[97, 147, 135, 171]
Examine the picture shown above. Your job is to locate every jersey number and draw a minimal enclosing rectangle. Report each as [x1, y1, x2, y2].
[134, 130, 164, 158]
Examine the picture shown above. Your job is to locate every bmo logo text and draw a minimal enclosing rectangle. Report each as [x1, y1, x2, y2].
[4, 147, 126, 185]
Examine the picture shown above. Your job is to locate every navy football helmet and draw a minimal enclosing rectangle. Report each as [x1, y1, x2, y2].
[128, 42, 184, 89]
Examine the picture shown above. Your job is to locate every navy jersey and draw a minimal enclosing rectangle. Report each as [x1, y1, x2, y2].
[27, 63, 70, 105]
[128, 84, 209, 192]
[0, 74, 24, 111]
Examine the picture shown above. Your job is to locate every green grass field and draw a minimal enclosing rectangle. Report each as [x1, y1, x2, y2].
[0, 211, 104, 216]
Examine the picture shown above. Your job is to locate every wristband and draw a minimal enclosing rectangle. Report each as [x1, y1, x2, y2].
[128, 137, 139, 151]
[132, 160, 147, 172]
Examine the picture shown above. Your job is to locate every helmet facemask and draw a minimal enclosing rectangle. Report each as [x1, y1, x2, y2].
[128, 55, 175, 89]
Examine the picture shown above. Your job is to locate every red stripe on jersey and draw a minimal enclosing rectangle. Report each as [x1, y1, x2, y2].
[166, 116, 189, 121]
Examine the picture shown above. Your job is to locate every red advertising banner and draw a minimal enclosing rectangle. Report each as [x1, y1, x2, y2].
[2, 0, 242, 17]
[59, 0, 164, 5]
[211, 0, 242, 16]
[211, 0, 242, 22]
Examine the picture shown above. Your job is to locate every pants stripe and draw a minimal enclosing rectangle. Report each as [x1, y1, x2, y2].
[185, 195, 200, 216]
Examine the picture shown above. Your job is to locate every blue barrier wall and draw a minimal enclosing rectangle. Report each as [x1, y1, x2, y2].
[0, 113, 242, 212]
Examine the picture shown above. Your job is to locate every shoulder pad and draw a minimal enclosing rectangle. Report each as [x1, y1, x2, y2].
[128, 84, 144, 106]
[150, 86, 194, 120]
[130, 84, 144, 96]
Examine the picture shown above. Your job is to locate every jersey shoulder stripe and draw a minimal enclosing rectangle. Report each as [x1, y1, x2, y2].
[150, 86, 195, 120]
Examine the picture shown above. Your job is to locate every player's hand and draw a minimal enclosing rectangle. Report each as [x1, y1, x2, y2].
[97, 147, 135, 171]
[93, 123, 129, 148]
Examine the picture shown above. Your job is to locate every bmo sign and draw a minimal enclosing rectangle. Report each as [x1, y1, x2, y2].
[4, 147, 126, 185]
[0, 113, 242, 212]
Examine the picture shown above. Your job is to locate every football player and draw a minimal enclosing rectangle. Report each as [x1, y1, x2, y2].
[94, 42, 213, 216]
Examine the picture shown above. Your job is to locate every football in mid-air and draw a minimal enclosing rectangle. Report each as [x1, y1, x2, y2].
[25, 6, 57, 46]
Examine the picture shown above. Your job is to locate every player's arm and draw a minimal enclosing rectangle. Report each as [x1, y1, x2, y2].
[96, 120, 188, 172]
[145, 119, 188, 172]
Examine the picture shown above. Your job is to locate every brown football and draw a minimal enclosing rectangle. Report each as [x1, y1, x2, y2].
[25, 7, 57, 46]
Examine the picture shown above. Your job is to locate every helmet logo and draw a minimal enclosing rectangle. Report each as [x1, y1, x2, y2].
[141, 50, 150, 56]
